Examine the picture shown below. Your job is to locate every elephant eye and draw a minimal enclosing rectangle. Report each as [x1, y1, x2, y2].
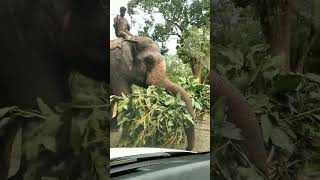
[145, 55, 154, 65]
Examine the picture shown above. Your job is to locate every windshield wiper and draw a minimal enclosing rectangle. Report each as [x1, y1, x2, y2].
[111, 152, 172, 167]
[111, 151, 209, 167]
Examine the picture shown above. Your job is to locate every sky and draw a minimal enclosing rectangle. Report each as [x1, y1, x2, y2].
[110, 0, 177, 55]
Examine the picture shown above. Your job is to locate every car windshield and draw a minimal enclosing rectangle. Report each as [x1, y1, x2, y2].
[110, 0, 210, 156]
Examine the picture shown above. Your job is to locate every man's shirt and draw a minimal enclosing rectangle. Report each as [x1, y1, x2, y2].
[114, 15, 130, 32]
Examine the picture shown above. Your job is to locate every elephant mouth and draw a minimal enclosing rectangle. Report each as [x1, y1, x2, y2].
[131, 75, 148, 88]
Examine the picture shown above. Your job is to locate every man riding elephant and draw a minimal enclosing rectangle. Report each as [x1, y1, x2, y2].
[113, 6, 133, 39]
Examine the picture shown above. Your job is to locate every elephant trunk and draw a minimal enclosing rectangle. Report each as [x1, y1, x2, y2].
[146, 60, 194, 116]
[212, 71, 268, 174]
[158, 78, 194, 116]
[146, 60, 195, 150]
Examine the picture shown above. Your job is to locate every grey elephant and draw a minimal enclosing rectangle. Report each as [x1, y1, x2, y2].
[110, 36, 195, 150]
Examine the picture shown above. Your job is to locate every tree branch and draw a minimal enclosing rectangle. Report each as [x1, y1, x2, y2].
[162, 14, 183, 33]
[295, 23, 319, 72]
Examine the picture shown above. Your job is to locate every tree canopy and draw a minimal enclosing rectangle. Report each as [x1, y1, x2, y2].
[127, 0, 209, 42]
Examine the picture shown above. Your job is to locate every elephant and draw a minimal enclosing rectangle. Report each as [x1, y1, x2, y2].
[0, 0, 107, 178]
[211, 71, 268, 174]
[110, 36, 195, 151]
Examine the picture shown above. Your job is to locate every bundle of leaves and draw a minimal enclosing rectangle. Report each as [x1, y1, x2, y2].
[0, 72, 109, 180]
[112, 76, 210, 148]
[0, 99, 109, 180]
[112, 85, 194, 149]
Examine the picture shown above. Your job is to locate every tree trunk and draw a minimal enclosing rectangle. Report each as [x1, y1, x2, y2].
[259, 0, 292, 72]
[293, 0, 320, 73]
[191, 58, 202, 82]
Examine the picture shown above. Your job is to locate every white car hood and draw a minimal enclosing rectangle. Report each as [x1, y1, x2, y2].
[110, 147, 192, 160]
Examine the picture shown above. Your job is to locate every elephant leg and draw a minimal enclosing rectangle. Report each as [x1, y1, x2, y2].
[110, 100, 120, 132]
[119, 123, 129, 143]
[185, 127, 195, 151]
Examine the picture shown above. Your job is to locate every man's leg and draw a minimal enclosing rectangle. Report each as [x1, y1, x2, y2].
[118, 31, 133, 39]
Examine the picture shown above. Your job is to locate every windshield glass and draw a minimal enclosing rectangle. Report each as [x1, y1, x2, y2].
[110, 0, 210, 155]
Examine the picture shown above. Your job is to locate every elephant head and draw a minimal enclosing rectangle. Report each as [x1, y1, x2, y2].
[110, 36, 195, 150]
[111, 37, 193, 115]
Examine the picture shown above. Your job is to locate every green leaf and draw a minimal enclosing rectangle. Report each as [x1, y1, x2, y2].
[24, 138, 41, 160]
[0, 117, 12, 130]
[168, 121, 174, 127]
[247, 44, 268, 61]
[164, 99, 174, 105]
[8, 128, 22, 178]
[219, 48, 243, 66]
[0, 106, 16, 118]
[237, 167, 264, 180]
[44, 115, 62, 134]
[217, 121, 244, 140]
[261, 115, 272, 143]
[41, 136, 56, 152]
[194, 101, 202, 110]
[312, 114, 320, 121]
[305, 73, 320, 83]
[36, 98, 55, 115]
[270, 128, 294, 153]
[263, 70, 279, 80]
[273, 74, 302, 93]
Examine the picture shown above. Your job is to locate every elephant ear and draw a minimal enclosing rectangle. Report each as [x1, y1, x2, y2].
[120, 40, 137, 71]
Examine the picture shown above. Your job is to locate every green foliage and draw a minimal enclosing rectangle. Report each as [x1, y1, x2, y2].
[127, 0, 209, 42]
[165, 55, 193, 82]
[211, 141, 266, 180]
[177, 26, 210, 70]
[112, 78, 209, 148]
[213, 0, 320, 178]
[112, 86, 193, 149]
[178, 76, 210, 114]
[213, 41, 320, 178]
[1, 102, 109, 180]
[0, 73, 109, 180]
[211, 1, 320, 175]
[211, 0, 263, 47]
